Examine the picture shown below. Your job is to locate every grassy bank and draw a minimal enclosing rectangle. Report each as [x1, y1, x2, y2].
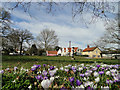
[2, 55, 120, 69]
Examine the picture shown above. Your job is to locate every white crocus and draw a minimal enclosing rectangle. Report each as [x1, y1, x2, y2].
[50, 77, 54, 82]
[80, 85, 84, 88]
[6, 68, 10, 71]
[104, 86, 109, 88]
[78, 67, 83, 71]
[41, 79, 51, 89]
[106, 71, 110, 75]
[95, 77, 100, 83]
[83, 77, 87, 81]
[60, 67, 64, 70]
[94, 72, 99, 77]
[12, 80, 16, 83]
[28, 85, 32, 89]
[55, 76, 59, 78]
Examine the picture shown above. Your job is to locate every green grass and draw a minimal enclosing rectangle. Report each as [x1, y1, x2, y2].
[2, 55, 120, 69]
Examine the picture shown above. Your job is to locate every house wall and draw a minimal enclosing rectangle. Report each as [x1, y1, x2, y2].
[82, 48, 102, 58]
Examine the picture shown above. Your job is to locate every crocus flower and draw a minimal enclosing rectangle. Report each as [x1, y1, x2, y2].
[76, 79, 81, 86]
[38, 65, 41, 68]
[106, 71, 110, 75]
[87, 86, 91, 90]
[42, 71, 47, 76]
[43, 64, 46, 67]
[95, 77, 100, 82]
[96, 65, 100, 68]
[6, 68, 9, 71]
[50, 77, 54, 82]
[35, 75, 43, 80]
[73, 69, 76, 73]
[60, 67, 64, 70]
[106, 79, 109, 84]
[50, 66, 54, 70]
[31, 65, 38, 71]
[92, 67, 97, 71]
[78, 67, 83, 71]
[14, 67, 17, 71]
[93, 72, 99, 77]
[69, 77, 74, 82]
[31, 68, 36, 71]
[79, 74, 84, 77]
[49, 70, 56, 76]
[44, 76, 48, 80]
[28, 85, 32, 89]
[85, 72, 90, 76]
[64, 69, 69, 72]
[41, 79, 51, 88]
[79, 85, 84, 88]
[101, 67, 105, 70]
[71, 66, 76, 70]
[0, 70, 4, 74]
[109, 80, 113, 84]
[98, 71, 104, 75]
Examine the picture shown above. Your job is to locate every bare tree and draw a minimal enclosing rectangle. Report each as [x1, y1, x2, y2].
[0, 8, 11, 37]
[2, 1, 117, 25]
[36, 29, 58, 51]
[94, 19, 120, 51]
[18, 29, 34, 55]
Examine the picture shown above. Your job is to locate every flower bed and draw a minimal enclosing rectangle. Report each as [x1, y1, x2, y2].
[1, 62, 120, 89]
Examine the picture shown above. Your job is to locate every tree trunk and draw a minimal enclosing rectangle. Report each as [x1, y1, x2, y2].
[20, 42, 23, 55]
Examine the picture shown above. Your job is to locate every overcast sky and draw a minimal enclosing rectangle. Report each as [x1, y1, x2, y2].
[1, 2, 118, 49]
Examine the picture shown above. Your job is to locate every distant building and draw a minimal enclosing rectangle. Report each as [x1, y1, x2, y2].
[61, 47, 79, 56]
[82, 45, 102, 58]
[46, 51, 58, 56]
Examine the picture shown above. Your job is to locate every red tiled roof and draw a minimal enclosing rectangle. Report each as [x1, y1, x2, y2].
[64, 48, 66, 52]
[83, 47, 97, 52]
[68, 48, 72, 52]
[74, 47, 78, 52]
[47, 51, 57, 54]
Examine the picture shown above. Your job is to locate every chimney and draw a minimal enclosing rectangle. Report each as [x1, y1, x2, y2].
[87, 45, 89, 48]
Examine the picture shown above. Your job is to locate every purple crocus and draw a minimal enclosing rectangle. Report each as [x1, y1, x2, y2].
[60, 87, 67, 90]
[50, 66, 54, 70]
[76, 79, 81, 86]
[64, 69, 69, 72]
[0, 70, 4, 74]
[71, 66, 76, 70]
[98, 71, 104, 75]
[79, 74, 85, 77]
[73, 70, 76, 73]
[31, 68, 36, 71]
[69, 77, 74, 83]
[44, 76, 48, 80]
[33, 65, 39, 68]
[42, 71, 47, 76]
[14, 67, 17, 70]
[87, 86, 91, 90]
[43, 64, 46, 67]
[38, 65, 41, 68]
[106, 79, 109, 84]
[96, 65, 100, 68]
[101, 67, 105, 70]
[109, 80, 113, 84]
[92, 67, 97, 71]
[35, 75, 43, 80]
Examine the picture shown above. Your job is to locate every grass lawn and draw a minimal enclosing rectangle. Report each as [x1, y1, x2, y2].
[2, 55, 120, 69]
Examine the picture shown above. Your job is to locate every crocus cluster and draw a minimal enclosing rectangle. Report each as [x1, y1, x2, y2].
[1, 63, 120, 89]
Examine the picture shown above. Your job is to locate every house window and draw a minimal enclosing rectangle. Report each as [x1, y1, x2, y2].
[93, 55, 96, 57]
[96, 51, 97, 54]
[98, 55, 100, 57]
